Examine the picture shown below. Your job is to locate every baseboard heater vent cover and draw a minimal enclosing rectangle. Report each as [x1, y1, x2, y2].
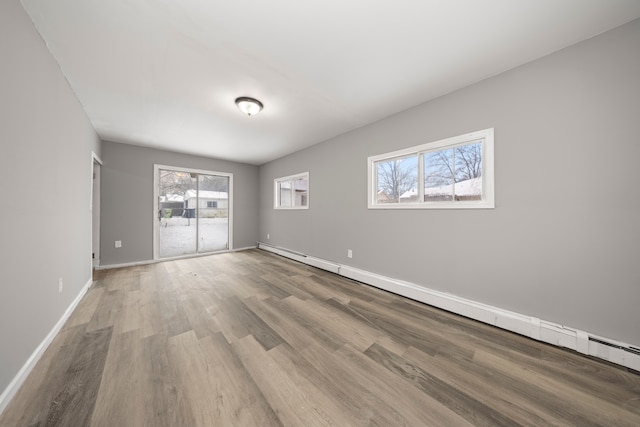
[589, 337, 640, 356]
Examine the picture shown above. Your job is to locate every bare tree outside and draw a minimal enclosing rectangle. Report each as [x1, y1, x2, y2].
[370, 131, 491, 207]
[159, 170, 195, 197]
[424, 150, 454, 188]
[159, 171, 228, 196]
[376, 156, 418, 202]
[424, 142, 483, 201]
[454, 142, 482, 182]
[374, 141, 483, 204]
[425, 142, 482, 187]
[199, 174, 228, 192]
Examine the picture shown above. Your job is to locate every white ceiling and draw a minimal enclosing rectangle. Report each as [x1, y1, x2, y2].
[21, 0, 640, 165]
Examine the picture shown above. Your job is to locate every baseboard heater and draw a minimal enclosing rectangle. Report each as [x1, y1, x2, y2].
[589, 337, 640, 356]
[257, 242, 341, 273]
[257, 242, 640, 372]
[258, 242, 307, 258]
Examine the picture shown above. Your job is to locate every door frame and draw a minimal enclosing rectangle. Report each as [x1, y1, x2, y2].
[91, 152, 103, 269]
[153, 164, 233, 260]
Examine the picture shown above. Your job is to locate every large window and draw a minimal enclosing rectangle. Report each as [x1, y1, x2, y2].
[274, 172, 309, 209]
[368, 128, 494, 209]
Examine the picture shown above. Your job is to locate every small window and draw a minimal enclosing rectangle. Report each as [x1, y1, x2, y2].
[368, 129, 494, 209]
[206, 201, 218, 208]
[274, 172, 309, 209]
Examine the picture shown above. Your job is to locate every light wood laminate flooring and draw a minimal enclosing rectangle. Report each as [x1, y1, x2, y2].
[1, 249, 639, 426]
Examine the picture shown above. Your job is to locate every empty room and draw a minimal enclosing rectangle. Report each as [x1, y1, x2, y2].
[1, 0, 639, 425]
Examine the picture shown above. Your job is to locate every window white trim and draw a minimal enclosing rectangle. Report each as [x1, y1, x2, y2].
[368, 128, 494, 209]
[274, 172, 309, 210]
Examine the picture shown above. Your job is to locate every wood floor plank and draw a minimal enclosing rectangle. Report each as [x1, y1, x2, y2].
[199, 332, 283, 427]
[2, 249, 638, 427]
[89, 329, 151, 427]
[232, 335, 332, 427]
[167, 331, 275, 426]
[216, 295, 285, 349]
[65, 286, 104, 328]
[242, 296, 321, 352]
[300, 343, 475, 427]
[44, 326, 112, 427]
[261, 273, 316, 300]
[401, 345, 558, 426]
[267, 342, 367, 426]
[275, 295, 348, 352]
[337, 296, 445, 356]
[0, 324, 94, 426]
[180, 290, 222, 339]
[142, 332, 197, 427]
[85, 289, 124, 333]
[261, 259, 314, 278]
[157, 288, 193, 337]
[473, 348, 640, 427]
[281, 295, 377, 352]
[111, 289, 146, 335]
[305, 272, 378, 304]
[245, 275, 292, 300]
[485, 337, 640, 413]
[364, 342, 521, 426]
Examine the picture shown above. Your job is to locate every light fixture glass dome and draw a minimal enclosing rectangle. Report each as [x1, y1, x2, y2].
[235, 97, 263, 116]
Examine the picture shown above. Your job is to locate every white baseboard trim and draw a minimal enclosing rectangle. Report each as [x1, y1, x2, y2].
[233, 245, 258, 253]
[0, 277, 93, 416]
[96, 246, 257, 271]
[258, 243, 640, 372]
[95, 258, 158, 270]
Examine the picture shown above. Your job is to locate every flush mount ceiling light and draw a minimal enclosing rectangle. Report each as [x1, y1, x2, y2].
[235, 96, 263, 116]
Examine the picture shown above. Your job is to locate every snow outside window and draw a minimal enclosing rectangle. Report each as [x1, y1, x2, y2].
[274, 172, 309, 209]
[368, 129, 494, 209]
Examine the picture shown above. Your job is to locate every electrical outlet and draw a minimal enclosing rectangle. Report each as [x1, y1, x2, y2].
[58, 278, 63, 293]
[115, 240, 122, 248]
[347, 249, 353, 258]
[267, 233, 270, 240]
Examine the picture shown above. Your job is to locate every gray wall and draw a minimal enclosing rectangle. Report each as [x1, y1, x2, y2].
[259, 19, 640, 346]
[0, 0, 101, 395]
[100, 141, 259, 266]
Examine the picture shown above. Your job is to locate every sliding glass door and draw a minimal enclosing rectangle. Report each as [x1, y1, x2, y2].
[197, 173, 230, 253]
[155, 165, 231, 259]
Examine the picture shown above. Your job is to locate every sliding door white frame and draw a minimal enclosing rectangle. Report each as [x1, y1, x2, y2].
[153, 164, 233, 260]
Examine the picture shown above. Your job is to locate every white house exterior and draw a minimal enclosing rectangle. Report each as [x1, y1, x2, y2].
[184, 189, 228, 209]
[399, 177, 482, 202]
